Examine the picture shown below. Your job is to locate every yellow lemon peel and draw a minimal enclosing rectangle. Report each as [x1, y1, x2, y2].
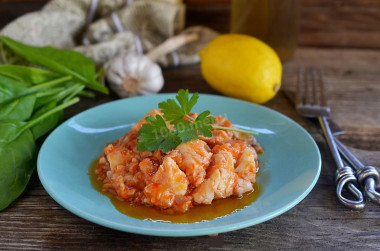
[199, 34, 282, 104]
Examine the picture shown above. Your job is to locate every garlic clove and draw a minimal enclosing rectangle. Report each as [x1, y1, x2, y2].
[105, 52, 164, 98]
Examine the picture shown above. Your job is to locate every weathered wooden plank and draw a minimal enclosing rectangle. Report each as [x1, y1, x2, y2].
[1, 0, 380, 49]
[185, 0, 380, 49]
[0, 1, 380, 249]
[281, 47, 380, 150]
[1, 45, 380, 250]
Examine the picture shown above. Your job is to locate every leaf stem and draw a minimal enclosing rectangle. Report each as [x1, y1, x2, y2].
[186, 113, 258, 135]
[63, 85, 84, 103]
[33, 84, 78, 109]
[54, 84, 80, 102]
[78, 90, 96, 98]
[30, 75, 72, 91]
[185, 114, 196, 121]
[35, 88, 62, 98]
[20, 97, 79, 133]
[0, 42, 6, 63]
[211, 125, 259, 135]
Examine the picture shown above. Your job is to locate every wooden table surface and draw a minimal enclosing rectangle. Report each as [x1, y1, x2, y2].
[1, 1, 380, 250]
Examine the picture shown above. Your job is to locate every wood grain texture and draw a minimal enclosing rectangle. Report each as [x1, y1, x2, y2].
[299, 0, 380, 49]
[1, 47, 380, 250]
[281, 47, 380, 151]
[186, 0, 380, 49]
[1, 1, 380, 250]
[1, 0, 380, 48]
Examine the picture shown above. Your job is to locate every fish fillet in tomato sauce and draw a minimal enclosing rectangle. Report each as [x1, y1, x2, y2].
[95, 109, 263, 214]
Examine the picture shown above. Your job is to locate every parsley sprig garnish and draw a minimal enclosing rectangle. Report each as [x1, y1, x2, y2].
[137, 89, 258, 152]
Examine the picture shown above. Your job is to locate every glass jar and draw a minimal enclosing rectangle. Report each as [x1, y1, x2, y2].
[230, 0, 300, 62]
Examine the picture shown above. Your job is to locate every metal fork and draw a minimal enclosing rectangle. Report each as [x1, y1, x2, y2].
[296, 67, 365, 210]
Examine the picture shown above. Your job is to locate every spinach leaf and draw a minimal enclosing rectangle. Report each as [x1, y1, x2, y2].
[0, 94, 36, 121]
[0, 120, 26, 145]
[0, 65, 59, 85]
[34, 88, 63, 110]
[0, 97, 79, 210]
[30, 101, 62, 140]
[31, 83, 84, 139]
[0, 34, 106, 210]
[34, 82, 80, 109]
[0, 121, 35, 211]
[62, 84, 84, 103]
[0, 75, 71, 105]
[78, 90, 96, 98]
[20, 97, 80, 136]
[0, 36, 108, 94]
[0, 40, 27, 65]
[0, 74, 29, 104]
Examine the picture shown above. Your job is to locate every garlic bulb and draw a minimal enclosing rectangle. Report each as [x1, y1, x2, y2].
[105, 32, 199, 98]
[106, 52, 164, 97]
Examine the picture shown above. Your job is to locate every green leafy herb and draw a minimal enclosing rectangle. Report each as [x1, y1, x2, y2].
[0, 65, 59, 85]
[137, 115, 181, 153]
[176, 120, 198, 142]
[0, 125, 36, 211]
[0, 40, 27, 65]
[0, 36, 109, 210]
[0, 74, 71, 105]
[0, 97, 79, 210]
[159, 89, 199, 123]
[0, 74, 29, 104]
[0, 36, 108, 94]
[0, 94, 36, 121]
[33, 88, 64, 109]
[137, 89, 258, 152]
[30, 101, 62, 140]
[194, 111, 215, 137]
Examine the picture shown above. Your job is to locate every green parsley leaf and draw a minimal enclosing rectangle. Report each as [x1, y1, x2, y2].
[159, 89, 199, 124]
[137, 89, 258, 153]
[159, 133, 182, 153]
[137, 115, 181, 152]
[158, 98, 182, 123]
[175, 120, 198, 143]
[176, 89, 198, 115]
[195, 111, 215, 138]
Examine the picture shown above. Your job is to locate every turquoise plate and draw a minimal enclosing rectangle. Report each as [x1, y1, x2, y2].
[37, 94, 321, 237]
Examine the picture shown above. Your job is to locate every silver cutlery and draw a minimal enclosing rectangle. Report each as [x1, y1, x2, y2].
[285, 89, 380, 207]
[334, 138, 380, 204]
[295, 67, 365, 210]
[284, 90, 345, 136]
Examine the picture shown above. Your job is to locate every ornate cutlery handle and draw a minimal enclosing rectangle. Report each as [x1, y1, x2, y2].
[334, 138, 380, 204]
[319, 117, 366, 210]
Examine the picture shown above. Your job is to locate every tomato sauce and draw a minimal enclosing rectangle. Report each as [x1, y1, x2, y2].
[89, 159, 260, 223]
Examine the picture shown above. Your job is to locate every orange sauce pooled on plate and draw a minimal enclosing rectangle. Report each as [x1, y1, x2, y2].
[89, 159, 260, 223]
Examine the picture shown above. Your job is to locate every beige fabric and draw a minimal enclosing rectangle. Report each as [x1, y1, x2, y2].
[83, 1, 185, 45]
[74, 32, 157, 66]
[0, 0, 219, 68]
[156, 26, 220, 67]
[0, 11, 83, 49]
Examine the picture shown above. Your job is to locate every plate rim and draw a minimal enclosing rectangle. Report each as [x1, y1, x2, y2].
[37, 93, 321, 237]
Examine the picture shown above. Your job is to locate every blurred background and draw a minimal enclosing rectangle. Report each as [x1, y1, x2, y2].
[1, 0, 379, 50]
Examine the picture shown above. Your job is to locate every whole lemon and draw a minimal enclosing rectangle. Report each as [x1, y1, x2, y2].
[199, 34, 282, 104]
